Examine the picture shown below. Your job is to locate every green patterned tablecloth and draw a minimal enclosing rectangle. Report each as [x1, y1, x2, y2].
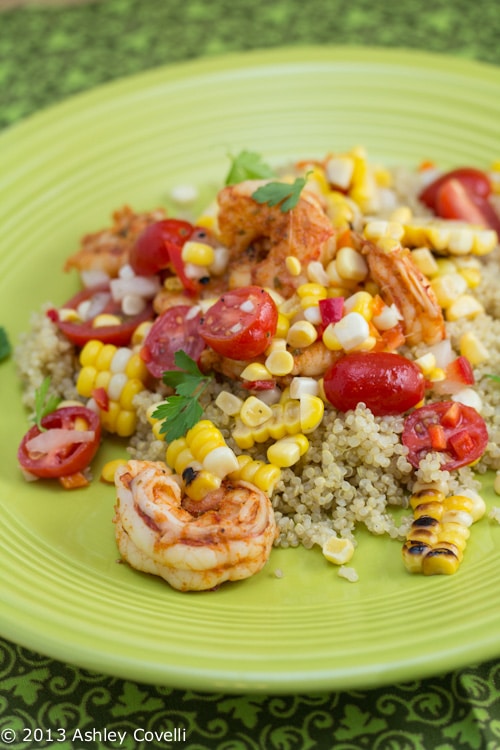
[2, 1, 500, 748]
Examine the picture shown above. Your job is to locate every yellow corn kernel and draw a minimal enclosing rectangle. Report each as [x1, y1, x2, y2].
[266, 404, 287, 441]
[267, 437, 302, 467]
[265, 349, 294, 376]
[414, 352, 437, 376]
[163, 276, 185, 292]
[73, 415, 90, 431]
[445, 294, 484, 321]
[131, 321, 153, 347]
[472, 230, 497, 256]
[276, 313, 290, 339]
[459, 331, 489, 365]
[389, 205, 412, 224]
[119, 378, 145, 410]
[435, 258, 457, 276]
[100, 401, 120, 433]
[335, 246, 368, 282]
[344, 291, 374, 321]
[251, 463, 281, 494]
[188, 429, 225, 461]
[240, 362, 273, 382]
[283, 399, 301, 434]
[437, 522, 470, 549]
[363, 220, 404, 242]
[94, 370, 111, 391]
[286, 321, 318, 349]
[95, 343, 117, 371]
[239, 396, 273, 428]
[165, 437, 189, 470]
[325, 155, 355, 190]
[92, 314, 122, 328]
[174, 447, 198, 475]
[422, 547, 460, 575]
[322, 536, 355, 565]
[428, 367, 446, 383]
[297, 282, 327, 300]
[184, 470, 221, 501]
[299, 394, 324, 433]
[285, 256, 302, 276]
[215, 390, 244, 416]
[322, 323, 343, 351]
[76, 366, 98, 398]
[58, 307, 81, 323]
[79, 339, 104, 367]
[181, 241, 215, 266]
[430, 274, 468, 308]
[458, 266, 482, 288]
[125, 353, 149, 381]
[152, 421, 166, 441]
[232, 420, 256, 450]
[146, 403, 161, 425]
[115, 410, 137, 438]
[100, 458, 128, 483]
[278, 294, 302, 319]
[411, 247, 439, 277]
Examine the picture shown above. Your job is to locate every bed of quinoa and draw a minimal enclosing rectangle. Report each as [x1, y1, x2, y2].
[13, 167, 500, 564]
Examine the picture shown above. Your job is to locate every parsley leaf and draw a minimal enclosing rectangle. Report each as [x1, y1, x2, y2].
[225, 150, 275, 185]
[485, 374, 500, 383]
[251, 173, 310, 213]
[0, 327, 11, 362]
[32, 376, 61, 431]
[152, 351, 212, 443]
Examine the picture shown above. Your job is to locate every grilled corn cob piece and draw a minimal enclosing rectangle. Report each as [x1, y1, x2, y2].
[402, 488, 486, 575]
[76, 339, 149, 437]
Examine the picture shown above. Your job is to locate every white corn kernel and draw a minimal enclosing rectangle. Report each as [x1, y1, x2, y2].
[215, 391, 244, 416]
[110, 347, 133, 373]
[209, 246, 230, 276]
[445, 294, 484, 321]
[203, 446, 240, 478]
[240, 396, 273, 427]
[448, 228, 474, 256]
[459, 331, 489, 365]
[411, 247, 439, 277]
[107, 373, 127, 401]
[325, 155, 355, 190]
[336, 246, 368, 282]
[332, 312, 370, 351]
[306, 261, 330, 286]
[289, 377, 319, 399]
[451, 388, 483, 412]
[303, 305, 322, 325]
[372, 303, 402, 331]
[122, 294, 146, 316]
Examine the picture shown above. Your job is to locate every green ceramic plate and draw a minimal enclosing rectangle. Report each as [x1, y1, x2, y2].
[1, 47, 500, 694]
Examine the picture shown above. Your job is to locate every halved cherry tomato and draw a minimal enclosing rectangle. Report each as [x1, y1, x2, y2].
[419, 168, 500, 233]
[199, 286, 278, 360]
[18, 406, 101, 479]
[402, 401, 488, 471]
[140, 305, 205, 378]
[323, 352, 425, 416]
[53, 284, 153, 347]
[129, 219, 212, 293]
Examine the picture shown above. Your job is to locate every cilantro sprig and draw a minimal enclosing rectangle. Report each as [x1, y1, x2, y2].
[32, 376, 61, 431]
[251, 172, 311, 213]
[0, 326, 11, 362]
[225, 150, 275, 185]
[152, 351, 212, 443]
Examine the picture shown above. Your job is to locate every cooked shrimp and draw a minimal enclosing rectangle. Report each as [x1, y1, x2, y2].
[113, 459, 277, 592]
[217, 180, 335, 296]
[64, 205, 166, 277]
[361, 239, 445, 346]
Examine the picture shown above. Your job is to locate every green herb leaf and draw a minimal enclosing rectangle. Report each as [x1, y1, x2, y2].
[485, 374, 500, 383]
[153, 351, 212, 442]
[33, 376, 61, 431]
[0, 326, 11, 362]
[225, 150, 275, 185]
[251, 173, 310, 213]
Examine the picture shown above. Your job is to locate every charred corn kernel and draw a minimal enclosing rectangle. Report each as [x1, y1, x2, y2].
[322, 536, 355, 565]
[343, 291, 374, 320]
[100, 458, 128, 483]
[95, 344, 117, 371]
[411, 247, 439, 277]
[445, 294, 484, 321]
[430, 274, 468, 308]
[215, 390, 244, 416]
[297, 282, 327, 300]
[181, 241, 215, 266]
[80, 340, 104, 367]
[275, 313, 290, 339]
[183, 470, 221, 502]
[459, 331, 489, 365]
[267, 436, 303, 467]
[240, 362, 273, 382]
[265, 348, 294, 376]
[286, 321, 318, 348]
[285, 256, 302, 276]
[414, 352, 437, 376]
[322, 323, 343, 351]
[131, 320, 153, 346]
[240, 396, 273, 427]
[76, 366, 97, 397]
[165, 437, 189, 469]
[335, 246, 368, 282]
[403, 489, 484, 575]
[299, 394, 324, 433]
[92, 314, 122, 328]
